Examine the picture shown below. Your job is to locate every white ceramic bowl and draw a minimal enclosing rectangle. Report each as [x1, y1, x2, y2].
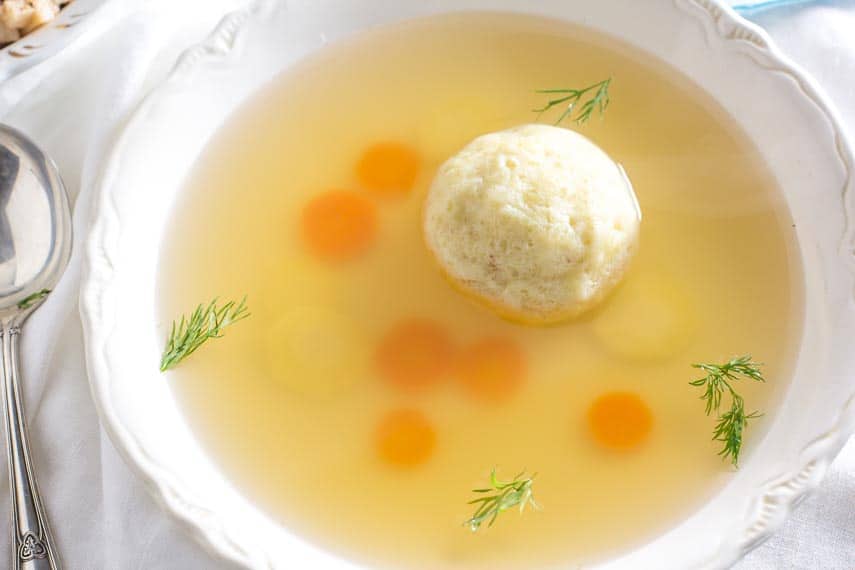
[0, 0, 110, 82]
[80, 1, 855, 568]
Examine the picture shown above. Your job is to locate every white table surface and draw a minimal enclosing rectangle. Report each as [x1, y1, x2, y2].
[0, 1, 852, 568]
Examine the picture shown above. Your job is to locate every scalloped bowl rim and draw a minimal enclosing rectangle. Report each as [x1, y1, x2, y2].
[80, 1, 855, 569]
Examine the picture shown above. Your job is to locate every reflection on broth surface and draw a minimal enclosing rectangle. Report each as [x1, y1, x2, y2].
[159, 12, 803, 570]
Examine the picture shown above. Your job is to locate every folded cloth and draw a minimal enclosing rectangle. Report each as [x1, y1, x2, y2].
[0, 0, 850, 568]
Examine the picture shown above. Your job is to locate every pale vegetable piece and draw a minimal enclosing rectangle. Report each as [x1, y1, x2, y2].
[424, 124, 640, 324]
[592, 271, 697, 361]
[416, 93, 504, 161]
[265, 305, 365, 398]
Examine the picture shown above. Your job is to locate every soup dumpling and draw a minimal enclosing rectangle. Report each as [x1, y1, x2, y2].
[423, 124, 640, 324]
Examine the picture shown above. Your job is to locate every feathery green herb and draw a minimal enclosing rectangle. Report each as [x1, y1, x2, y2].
[534, 77, 612, 126]
[690, 355, 765, 466]
[17, 289, 51, 310]
[160, 297, 249, 372]
[465, 468, 539, 532]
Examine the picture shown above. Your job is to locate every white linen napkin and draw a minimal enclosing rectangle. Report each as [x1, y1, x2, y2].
[0, 1, 851, 568]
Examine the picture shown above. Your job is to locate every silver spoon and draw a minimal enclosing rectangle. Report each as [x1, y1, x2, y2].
[0, 124, 71, 569]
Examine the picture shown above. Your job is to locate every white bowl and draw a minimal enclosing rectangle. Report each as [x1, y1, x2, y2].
[80, 0, 855, 568]
[0, 0, 110, 82]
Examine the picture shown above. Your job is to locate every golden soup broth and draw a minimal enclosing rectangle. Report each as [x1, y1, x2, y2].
[160, 13, 802, 570]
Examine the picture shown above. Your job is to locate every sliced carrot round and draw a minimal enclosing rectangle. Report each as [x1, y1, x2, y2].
[375, 409, 437, 468]
[300, 190, 377, 261]
[456, 337, 525, 402]
[375, 318, 455, 391]
[587, 392, 653, 451]
[356, 142, 420, 196]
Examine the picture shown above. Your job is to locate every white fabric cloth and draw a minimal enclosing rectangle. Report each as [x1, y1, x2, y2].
[0, 1, 851, 568]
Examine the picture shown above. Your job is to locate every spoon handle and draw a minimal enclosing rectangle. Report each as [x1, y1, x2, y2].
[1, 326, 59, 570]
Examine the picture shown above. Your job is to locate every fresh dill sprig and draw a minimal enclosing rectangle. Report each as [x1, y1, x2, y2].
[690, 355, 765, 466]
[160, 297, 249, 372]
[534, 77, 612, 126]
[465, 468, 539, 532]
[17, 289, 51, 310]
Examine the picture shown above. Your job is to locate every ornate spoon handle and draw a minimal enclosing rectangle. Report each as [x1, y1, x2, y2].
[1, 327, 59, 570]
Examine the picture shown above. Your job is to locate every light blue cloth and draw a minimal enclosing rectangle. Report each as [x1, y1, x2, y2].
[732, 0, 817, 15]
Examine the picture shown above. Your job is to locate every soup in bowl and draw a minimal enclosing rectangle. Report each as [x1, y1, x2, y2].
[81, 1, 855, 569]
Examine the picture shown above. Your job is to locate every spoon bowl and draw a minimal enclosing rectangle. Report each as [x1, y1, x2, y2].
[0, 124, 71, 319]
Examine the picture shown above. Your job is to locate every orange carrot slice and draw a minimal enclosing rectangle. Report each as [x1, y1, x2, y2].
[300, 190, 377, 261]
[587, 392, 653, 451]
[375, 409, 437, 468]
[376, 318, 455, 391]
[356, 142, 420, 196]
[456, 337, 525, 402]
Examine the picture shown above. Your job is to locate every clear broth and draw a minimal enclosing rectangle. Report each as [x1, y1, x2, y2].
[159, 12, 803, 570]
